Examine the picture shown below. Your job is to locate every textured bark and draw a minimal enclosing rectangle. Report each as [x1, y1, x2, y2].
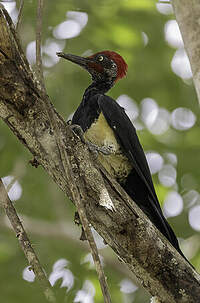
[0, 7, 200, 303]
[172, 0, 200, 104]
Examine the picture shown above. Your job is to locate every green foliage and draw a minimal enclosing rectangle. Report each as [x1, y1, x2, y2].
[0, 0, 200, 302]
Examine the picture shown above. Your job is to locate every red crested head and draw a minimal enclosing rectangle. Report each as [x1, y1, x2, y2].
[87, 50, 128, 82]
[57, 50, 128, 91]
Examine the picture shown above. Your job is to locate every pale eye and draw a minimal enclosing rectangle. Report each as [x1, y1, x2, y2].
[98, 55, 104, 62]
[112, 62, 117, 68]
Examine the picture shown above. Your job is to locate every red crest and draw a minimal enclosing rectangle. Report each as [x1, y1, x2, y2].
[88, 51, 128, 81]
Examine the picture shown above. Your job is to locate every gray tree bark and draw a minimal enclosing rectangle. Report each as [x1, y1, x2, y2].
[0, 6, 200, 303]
[172, 0, 200, 105]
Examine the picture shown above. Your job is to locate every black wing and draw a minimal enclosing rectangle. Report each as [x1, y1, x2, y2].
[97, 94, 183, 254]
[98, 94, 158, 204]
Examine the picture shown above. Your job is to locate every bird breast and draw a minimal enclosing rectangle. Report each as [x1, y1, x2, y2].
[84, 112, 133, 183]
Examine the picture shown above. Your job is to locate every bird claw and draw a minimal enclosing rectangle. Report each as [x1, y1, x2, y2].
[98, 146, 112, 155]
[70, 124, 85, 143]
[87, 142, 111, 156]
[70, 124, 111, 156]
[67, 119, 72, 125]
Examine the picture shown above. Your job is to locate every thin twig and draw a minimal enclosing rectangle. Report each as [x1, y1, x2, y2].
[36, 0, 45, 89]
[64, 139, 112, 302]
[77, 192, 112, 303]
[0, 213, 138, 281]
[16, 0, 24, 32]
[6, 176, 17, 193]
[0, 179, 56, 303]
[62, 145, 112, 303]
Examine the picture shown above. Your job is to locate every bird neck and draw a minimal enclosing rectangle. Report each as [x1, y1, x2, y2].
[86, 79, 114, 95]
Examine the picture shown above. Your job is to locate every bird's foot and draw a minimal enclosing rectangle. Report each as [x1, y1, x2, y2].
[70, 124, 111, 156]
[67, 119, 72, 125]
[70, 124, 85, 143]
[87, 142, 111, 156]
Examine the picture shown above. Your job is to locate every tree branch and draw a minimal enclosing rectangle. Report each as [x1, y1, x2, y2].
[16, 0, 24, 32]
[171, 0, 200, 105]
[0, 213, 141, 282]
[0, 179, 56, 303]
[0, 6, 200, 303]
[36, 0, 45, 89]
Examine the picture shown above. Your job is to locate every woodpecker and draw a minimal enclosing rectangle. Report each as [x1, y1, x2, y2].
[57, 50, 188, 262]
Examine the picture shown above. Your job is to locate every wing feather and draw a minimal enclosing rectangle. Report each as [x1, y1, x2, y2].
[97, 95, 158, 203]
[97, 94, 183, 251]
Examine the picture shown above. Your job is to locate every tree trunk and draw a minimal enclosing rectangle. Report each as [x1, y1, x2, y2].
[172, 0, 200, 105]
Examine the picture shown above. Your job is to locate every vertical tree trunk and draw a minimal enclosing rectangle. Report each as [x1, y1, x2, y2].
[172, 0, 200, 104]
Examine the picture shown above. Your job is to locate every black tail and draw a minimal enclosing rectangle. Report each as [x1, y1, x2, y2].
[122, 169, 193, 267]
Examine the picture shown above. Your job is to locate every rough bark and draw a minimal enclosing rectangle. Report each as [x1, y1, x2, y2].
[172, 0, 200, 105]
[0, 7, 200, 303]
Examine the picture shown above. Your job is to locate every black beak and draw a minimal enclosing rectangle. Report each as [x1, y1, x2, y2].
[56, 52, 89, 69]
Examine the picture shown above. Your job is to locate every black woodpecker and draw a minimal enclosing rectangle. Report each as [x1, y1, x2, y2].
[57, 50, 189, 263]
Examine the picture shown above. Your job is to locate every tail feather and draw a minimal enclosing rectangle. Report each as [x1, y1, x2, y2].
[122, 169, 193, 267]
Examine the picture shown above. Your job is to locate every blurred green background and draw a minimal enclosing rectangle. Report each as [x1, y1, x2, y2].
[0, 0, 200, 302]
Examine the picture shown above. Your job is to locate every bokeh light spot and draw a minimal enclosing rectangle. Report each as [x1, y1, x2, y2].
[2, 1, 18, 24]
[158, 164, 177, 187]
[188, 206, 200, 231]
[117, 95, 139, 121]
[149, 108, 170, 135]
[171, 107, 196, 130]
[171, 49, 192, 79]
[141, 31, 149, 46]
[26, 41, 36, 65]
[82, 253, 104, 269]
[156, 3, 173, 15]
[74, 280, 95, 303]
[2, 175, 22, 201]
[52, 258, 69, 272]
[53, 11, 88, 40]
[163, 152, 177, 166]
[53, 20, 81, 39]
[146, 152, 164, 175]
[183, 190, 199, 208]
[119, 279, 138, 294]
[141, 98, 158, 128]
[43, 39, 65, 68]
[164, 191, 183, 218]
[49, 258, 74, 291]
[164, 20, 183, 49]
[22, 266, 35, 283]
[66, 11, 88, 29]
